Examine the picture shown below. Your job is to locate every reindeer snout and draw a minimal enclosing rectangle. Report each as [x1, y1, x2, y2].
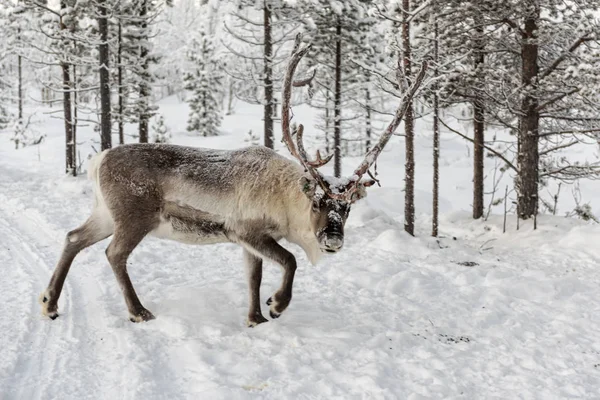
[322, 235, 344, 253]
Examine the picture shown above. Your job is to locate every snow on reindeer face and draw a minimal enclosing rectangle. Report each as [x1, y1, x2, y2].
[299, 176, 368, 254]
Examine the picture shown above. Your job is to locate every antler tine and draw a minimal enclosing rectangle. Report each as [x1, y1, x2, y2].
[308, 150, 334, 168]
[345, 60, 429, 199]
[293, 68, 316, 87]
[295, 124, 334, 194]
[281, 33, 312, 163]
[295, 124, 334, 169]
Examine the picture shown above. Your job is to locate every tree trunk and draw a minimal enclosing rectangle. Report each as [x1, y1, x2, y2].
[72, 64, 77, 172]
[325, 92, 330, 154]
[62, 65, 74, 175]
[227, 80, 235, 115]
[99, 0, 112, 150]
[17, 28, 22, 121]
[472, 25, 485, 219]
[60, 3, 75, 176]
[118, 21, 124, 145]
[518, 9, 540, 219]
[402, 0, 415, 236]
[263, 0, 274, 148]
[333, 17, 342, 178]
[432, 17, 439, 237]
[365, 76, 371, 153]
[138, 0, 149, 143]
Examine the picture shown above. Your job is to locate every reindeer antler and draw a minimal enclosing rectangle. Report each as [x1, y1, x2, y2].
[343, 60, 429, 200]
[282, 33, 429, 203]
[281, 34, 333, 195]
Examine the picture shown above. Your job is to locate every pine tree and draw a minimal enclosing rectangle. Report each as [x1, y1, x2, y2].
[10, 119, 27, 149]
[1, 2, 43, 132]
[97, 0, 112, 150]
[25, 0, 98, 174]
[224, 1, 302, 148]
[468, 1, 600, 219]
[111, 0, 144, 145]
[0, 103, 9, 130]
[431, 1, 440, 237]
[123, 0, 162, 143]
[10, 118, 45, 149]
[434, 1, 495, 220]
[183, 32, 222, 137]
[0, 46, 11, 130]
[150, 114, 171, 143]
[300, 0, 376, 177]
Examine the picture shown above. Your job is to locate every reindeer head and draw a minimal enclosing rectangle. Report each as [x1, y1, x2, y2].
[281, 34, 427, 254]
[297, 174, 371, 253]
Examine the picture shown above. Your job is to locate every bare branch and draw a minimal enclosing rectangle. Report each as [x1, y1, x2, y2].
[540, 141, 578, 156]
[351, 61, 429, 183]
[26, 0, 61, 18]
[539, 128, 600, 138]
[540, 35, 594, 80]
[536, 88, 579, 111]
[439, 118, 518, 172]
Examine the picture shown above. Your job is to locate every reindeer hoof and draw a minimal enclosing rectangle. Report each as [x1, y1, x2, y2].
[267, 294, 290, 319]
[39, 291, 59, 320]
[247, 314, 268, 327]
[43, 309, 59, 320]
[129, 309, 155, 323]
[266, 298, 280, 317]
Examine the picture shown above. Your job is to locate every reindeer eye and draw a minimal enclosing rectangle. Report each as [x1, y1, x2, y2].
[312, 200, 320, 211]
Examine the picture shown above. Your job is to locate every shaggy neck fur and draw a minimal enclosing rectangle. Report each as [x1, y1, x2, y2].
[282, 172, 323, 266]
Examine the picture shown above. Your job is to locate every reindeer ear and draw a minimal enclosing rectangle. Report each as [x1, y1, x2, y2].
[299, 176, 317, 198]
[351, 182, 370, 202]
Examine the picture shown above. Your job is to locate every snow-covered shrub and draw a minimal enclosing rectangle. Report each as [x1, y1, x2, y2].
[151, 114, 171, 143]
[0, 104, 9, 130]
[10, 118, 45, 149]
[244, 129, 259, 146]
[569, 203, 599, 223]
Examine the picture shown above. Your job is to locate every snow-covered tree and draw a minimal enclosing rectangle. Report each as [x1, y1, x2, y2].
[156, 0, 224, 101]
[10, 117, 45, 149]
[184, 32, 222, 137]
[150, 113, 171, 143]
[0, 48, 11, 130]
[123, 0, 162, 143]
[441, 1, 600, 220]
[224, 1, 302, 148]
[299, 0, 377, 177]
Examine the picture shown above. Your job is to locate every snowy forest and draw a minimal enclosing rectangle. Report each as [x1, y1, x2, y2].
[2, 1, 600, 398]
[2, 0, 599, 231]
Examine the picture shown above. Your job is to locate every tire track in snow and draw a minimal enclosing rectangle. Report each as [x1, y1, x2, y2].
[0, 215, 67, 399]
[0, 170, 140, 400]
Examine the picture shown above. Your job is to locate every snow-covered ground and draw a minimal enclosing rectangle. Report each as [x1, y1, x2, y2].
[1, 99, 599, 399]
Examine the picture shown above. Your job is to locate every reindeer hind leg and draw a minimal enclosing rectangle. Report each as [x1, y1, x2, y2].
[41, 211, 114, 319]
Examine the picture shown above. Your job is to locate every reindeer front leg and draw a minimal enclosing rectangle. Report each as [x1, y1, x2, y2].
[243, 249, 268, 327]
[240, 236, 297, 320]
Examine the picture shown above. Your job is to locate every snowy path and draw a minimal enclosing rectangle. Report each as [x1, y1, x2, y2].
[1, 159, 600, 399]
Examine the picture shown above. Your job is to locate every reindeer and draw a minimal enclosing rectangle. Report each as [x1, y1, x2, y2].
[39, 36, 427, 327]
